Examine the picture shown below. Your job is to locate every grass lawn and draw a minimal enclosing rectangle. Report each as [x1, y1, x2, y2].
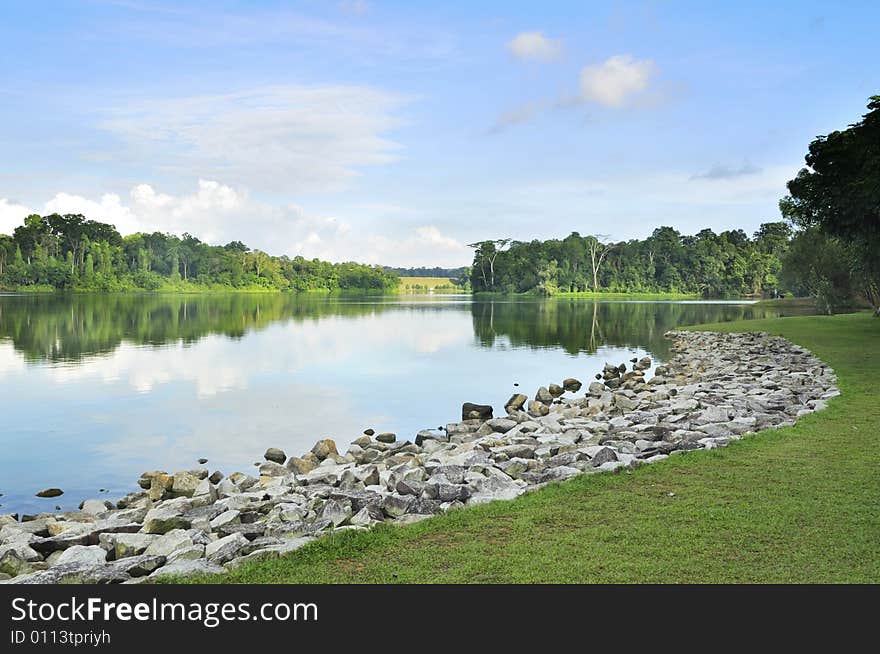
[185, 311, 879, 583]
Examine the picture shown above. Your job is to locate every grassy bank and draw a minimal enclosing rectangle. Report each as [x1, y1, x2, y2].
[184, 311, 878, 584]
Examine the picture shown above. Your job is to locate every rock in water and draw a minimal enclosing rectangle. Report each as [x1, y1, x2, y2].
[549, 383, 564, 398]
[461, 402, 493, 421]
[562, 378, 582, 392]
[535, 387, 553, 404]
[264, 448, 287, 464]
[35, 488, 63, 498]
[375, 433, 396, 443]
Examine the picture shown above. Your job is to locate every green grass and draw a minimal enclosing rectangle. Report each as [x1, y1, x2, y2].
[398, 276, 463, 292]
[182, 311, 879, 584]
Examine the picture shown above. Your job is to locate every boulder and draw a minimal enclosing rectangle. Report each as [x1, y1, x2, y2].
[148, 559, 227, 580]
[527, 400, 550, 417]
[311, 439, 338, 461]
[563, 378, 582, 392]
[171, 472, 202, 498]
[142, 501, 192, 535]
[461, 402, 493, 421]
[287, 456, 317, 475]
[549, 384, 564, 398]
[264, 447, 287, 464]
[206, 533, 249, 564]
[591, 447, 619, 467]
[35, 488, 64, 498]
[504, 393, 528, 412]
[535, 387, 553, 404]
[55, 545, 107, 567]
[375, 433, 397, 443]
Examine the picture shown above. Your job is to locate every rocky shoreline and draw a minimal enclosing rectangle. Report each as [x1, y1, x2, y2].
[0, 330, 839, 584]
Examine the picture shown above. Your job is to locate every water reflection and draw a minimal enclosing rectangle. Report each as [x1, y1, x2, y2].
[0, 293, 808, 514]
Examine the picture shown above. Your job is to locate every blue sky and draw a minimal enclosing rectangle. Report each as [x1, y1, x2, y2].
[0, 0, 877, 266]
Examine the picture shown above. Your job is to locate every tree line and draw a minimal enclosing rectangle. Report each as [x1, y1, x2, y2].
[468, 223, 792, 298]
[0, 214, 399, 292]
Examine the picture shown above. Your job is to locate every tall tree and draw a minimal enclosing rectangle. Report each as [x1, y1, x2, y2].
[781, 96, 880, 312]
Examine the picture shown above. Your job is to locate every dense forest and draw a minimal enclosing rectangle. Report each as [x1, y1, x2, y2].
[470, 96, 880, 314]
[0, 215, 398, 292]
[468, 223, 792, 298]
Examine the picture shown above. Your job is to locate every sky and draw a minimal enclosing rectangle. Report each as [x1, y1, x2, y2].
[0, 0, 877, 267]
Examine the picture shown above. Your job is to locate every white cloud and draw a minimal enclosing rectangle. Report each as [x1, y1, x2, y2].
[365, 225, 468, 267]
[3, 180, 469, 267]
[579, 55, 655, 107]
[0, 198, 34, 235]
[98, 85, 406, 192]
[506, 31, 563, 62]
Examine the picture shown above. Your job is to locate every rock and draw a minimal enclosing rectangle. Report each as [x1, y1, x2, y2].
[591, 447, 619, 467]
[493, 444, 536, 459]
[462, 402, 493, 421]
[80, 499, 112, 516]
[206, 533, 249, 564]
[35, 488, 63, 498]
[527, 400, 550, 417]
[311, 439, 338, 461]
[563, 378, 582, 392]
[210, 510, 241, 531]
[264, 447, 287, 464]
[144, 530, 194, 558]
[142, 502, 192, 535]
[487, 417, 517, 433]
[149, 559, 227, 580]
[382, 494, 413, 518]
[0, 550, 35, 577]
[148, 473, 174, 501]
[258, 461, 288, 477]
[320, 500, 353, 526]
[55, 545, 107, 567]
[107, 554, 166, 578]
[613, 393, 639, 411]
[102, 533, 158, 559]
[208, 471, 225, 484]
[375, 433, 396, 443]
[505, 393, 528, 412]
[535, 387, 553, 404]
[350, 506, 384, 527]
[364, 428, 375, 436]
[588, 381, 606, 396]
[172, 471, 203, 497]
[198, 458, 209, 464]
[287, 456, 317, 475]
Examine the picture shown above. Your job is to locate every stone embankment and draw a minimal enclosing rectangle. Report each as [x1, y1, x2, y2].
[0, 330, 839, 584]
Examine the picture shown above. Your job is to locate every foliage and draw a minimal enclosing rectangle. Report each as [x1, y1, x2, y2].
[0, 214, 399, 293]
[781, 96, 880, 312]
[469, 226, 793, 298]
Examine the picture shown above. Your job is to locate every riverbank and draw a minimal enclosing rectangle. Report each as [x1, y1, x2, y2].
[198, 312, 878, 583]
[0, 315, 850, 583]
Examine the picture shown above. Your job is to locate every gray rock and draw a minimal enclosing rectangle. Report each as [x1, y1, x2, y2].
[142, 502, 192, 535]
[264, 447, 287, 464]
[55, 545, 107, 567]
[591, 447, 619, 467]
[206, 533, 249, 564]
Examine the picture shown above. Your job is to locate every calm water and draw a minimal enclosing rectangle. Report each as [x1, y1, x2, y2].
[0, 293, 809, 514]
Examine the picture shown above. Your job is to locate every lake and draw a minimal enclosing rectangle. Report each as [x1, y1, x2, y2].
[0, 293, 809, 514]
